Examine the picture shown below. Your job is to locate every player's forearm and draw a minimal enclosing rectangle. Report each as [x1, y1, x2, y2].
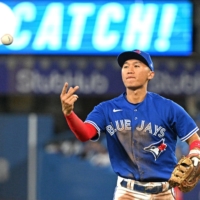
[189, 140, 200, 153]
[186, 133, 200, 149]
[65, 111, 97, 142]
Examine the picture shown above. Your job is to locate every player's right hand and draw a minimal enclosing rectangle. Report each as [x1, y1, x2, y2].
[60, 82, 79, 116]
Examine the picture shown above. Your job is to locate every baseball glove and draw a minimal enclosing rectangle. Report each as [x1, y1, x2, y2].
[168, 154, 200, 192]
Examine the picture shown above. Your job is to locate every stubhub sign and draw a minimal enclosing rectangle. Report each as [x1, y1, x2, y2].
[0, 1, 192, 55]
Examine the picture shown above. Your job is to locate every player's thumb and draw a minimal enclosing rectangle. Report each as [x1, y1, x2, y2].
[73, 94, 79, 100]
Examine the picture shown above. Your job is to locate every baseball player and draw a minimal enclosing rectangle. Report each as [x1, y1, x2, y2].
[60, 50, 200, 200]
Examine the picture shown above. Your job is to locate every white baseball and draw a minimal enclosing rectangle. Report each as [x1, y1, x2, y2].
[1, 34, 13, 45]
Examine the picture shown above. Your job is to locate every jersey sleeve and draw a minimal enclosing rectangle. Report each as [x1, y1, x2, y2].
[169, 101, 199, 142]
[84, 102, 107, 141]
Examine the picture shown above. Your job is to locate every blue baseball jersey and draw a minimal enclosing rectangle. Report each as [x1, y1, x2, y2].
[85, 92, 199, 182]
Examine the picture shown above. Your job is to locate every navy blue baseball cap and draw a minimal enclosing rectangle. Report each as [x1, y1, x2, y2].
[117, 49, 154, 71]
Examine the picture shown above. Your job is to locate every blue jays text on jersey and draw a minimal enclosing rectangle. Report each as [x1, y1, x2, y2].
[85, 92, 199, 182]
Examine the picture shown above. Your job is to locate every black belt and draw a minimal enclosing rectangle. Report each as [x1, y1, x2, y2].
[120, 180, 171, 194]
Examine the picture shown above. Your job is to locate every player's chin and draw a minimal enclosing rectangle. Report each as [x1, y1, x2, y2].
[124, 79, 136, 86]
[126, 84, 142, 90]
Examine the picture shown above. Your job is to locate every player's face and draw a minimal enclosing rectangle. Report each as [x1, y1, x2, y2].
[121, 59, 154, 90]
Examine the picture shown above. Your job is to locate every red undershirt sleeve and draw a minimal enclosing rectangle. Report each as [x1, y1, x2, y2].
[65, 111, 98, 142]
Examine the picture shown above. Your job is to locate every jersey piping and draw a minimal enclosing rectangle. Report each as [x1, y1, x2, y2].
[180, 127, 199, 142]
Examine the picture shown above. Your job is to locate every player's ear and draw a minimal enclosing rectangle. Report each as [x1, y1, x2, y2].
[148, 71, 155, 80]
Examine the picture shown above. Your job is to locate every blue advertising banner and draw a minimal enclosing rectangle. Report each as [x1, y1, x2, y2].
[0, 56, 200, 95]
[0, 0, 193, 56]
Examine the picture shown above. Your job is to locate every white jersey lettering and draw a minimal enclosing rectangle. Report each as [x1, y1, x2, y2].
[116, 120, 124, 131]
[144, 122, 153, 134]
[136, 120, 145, 131]
[153, 125, 162, 136]
[106, 124, 115, 136]
[124, 119, 131, 130]
[158, 128, 166, 138]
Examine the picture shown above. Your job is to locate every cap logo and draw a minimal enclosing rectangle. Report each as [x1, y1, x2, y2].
[133, 50, 141, 54]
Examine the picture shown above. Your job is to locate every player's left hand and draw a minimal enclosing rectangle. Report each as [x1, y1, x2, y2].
[169, 153, 200, 193]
